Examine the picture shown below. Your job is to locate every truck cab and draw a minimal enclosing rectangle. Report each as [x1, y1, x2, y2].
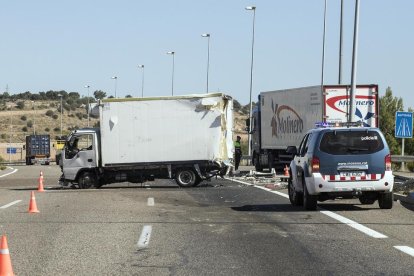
[60, 128, 100, 188]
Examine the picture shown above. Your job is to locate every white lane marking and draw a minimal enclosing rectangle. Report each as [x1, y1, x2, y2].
[227, 177, 388, 239]
[137, 225, 152, 248]
[0, 200, 22, 209]
[0, 167, 18, 178]
[144, 184, 151, 190]
[147, 197, 155, 206]
[320, 210, 388, 238]
[394, 246, 414, 257]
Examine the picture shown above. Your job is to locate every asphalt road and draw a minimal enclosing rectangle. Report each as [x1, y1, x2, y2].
[0, 165, 413, 275]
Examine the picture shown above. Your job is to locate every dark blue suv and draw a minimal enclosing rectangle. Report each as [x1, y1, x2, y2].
[288, 124, 394, 210]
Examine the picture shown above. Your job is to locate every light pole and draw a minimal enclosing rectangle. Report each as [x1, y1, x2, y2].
[138, 65, 145, 97]
[58, 95, 63, 137]
[246, 5, 256, 158]
[8, 105, 12, 163]
[166, 51, 175, 96]
[111, 76, 118, 98]
[85, 85, 90, 127]
[201, 33, 211, 93]
[31, 101, 36, 135]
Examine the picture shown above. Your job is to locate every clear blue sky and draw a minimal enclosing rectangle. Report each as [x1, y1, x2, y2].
[1, 0, 413, 108]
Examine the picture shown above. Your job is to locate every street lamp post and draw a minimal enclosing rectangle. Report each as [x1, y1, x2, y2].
[201, 33, 211, 93]
[85, 85, 90, 127]
[9, 105, 12, 163]
[167, 51, 175, 96]
[138, 65, 145, 97]
[58, 95, 63, 137]
[246, 5, 256, 158]
[111, 76, 118, 98]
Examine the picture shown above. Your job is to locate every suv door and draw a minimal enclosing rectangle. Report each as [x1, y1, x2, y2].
[293, 133, 311, 191]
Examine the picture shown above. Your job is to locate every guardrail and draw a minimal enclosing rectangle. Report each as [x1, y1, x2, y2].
[391, 155, 414, 162]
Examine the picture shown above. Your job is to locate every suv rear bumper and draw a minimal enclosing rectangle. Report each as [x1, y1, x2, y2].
[307, 171, 394, 195]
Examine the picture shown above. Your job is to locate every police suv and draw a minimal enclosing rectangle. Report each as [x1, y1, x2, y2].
[288, 122, 394, 210]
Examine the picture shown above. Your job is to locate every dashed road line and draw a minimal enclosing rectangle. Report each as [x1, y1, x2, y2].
[147, 197, 155, 206]
[394, 246, 414, 257]
[0, 200, 22, 209]
[0, 167, 18, 178]
[137, 225, 152, 248]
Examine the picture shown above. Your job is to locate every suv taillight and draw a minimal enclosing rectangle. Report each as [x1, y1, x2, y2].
[385, 154, 391, 171]
[312, 156, 320, 173]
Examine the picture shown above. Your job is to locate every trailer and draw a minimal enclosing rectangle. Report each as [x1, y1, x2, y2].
[250, 85, 379, 171]
[25, 134, 51, 165]
[59, 93, 233, 188]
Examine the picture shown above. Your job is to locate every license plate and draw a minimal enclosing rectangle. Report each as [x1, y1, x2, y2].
[340, 171, 366, 177]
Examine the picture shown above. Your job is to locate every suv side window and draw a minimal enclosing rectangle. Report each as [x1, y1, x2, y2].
[298, 133, 311, 157]
[301, 133, 312, 156]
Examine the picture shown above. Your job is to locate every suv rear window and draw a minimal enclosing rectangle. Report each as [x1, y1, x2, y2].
[319, 130, 384, 155]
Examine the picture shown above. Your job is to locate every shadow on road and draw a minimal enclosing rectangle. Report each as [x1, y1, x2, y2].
[232, 203, 372, 212]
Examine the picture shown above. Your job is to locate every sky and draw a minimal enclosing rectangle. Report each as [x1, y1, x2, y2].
[1, 0, 413, 108]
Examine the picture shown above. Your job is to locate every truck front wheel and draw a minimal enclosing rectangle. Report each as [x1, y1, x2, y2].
[175, 169, 196, 187]
[78, 172, 98, 189]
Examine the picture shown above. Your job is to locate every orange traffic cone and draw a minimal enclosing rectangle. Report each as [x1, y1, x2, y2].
[28, 191, 39, 213]
[37, 177, 44, 192]
[284, 165, 289, 177]
[0, 235, 14, 276]
[39, 171, 43, 180]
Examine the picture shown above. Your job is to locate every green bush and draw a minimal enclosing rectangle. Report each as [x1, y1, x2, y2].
[45, 110, 54, 117]
[45, 128, 50, 132]
[52, 114, 58, 120]
[54, 127, 60, 132]
[22, 126, 28, 132]
[27, 121, 33, 128]
[21, 115, 27, 121]
[16, 101, 25, 109]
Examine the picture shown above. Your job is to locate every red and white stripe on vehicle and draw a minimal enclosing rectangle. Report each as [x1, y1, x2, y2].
[322, 174, 384, 181]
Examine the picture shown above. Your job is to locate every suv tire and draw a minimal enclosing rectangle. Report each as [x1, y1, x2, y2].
[378, 192, 393, 209]
[303, 181, 317, 210]
[288, 176, 303, 206]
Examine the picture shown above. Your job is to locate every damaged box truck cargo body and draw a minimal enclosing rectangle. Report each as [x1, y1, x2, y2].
[60, 93, 233, 188]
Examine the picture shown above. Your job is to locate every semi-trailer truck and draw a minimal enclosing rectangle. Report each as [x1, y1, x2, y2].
[25, 134, 51, 165]
[59, 93, 233, 188]
[250, 85, 379, 171]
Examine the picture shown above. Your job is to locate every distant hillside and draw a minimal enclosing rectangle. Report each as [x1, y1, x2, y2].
[0, 94, 254, 148]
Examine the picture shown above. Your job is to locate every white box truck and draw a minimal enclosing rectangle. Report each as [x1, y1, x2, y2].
[59, 93, 233, 188]
[250, 85, 379, 171]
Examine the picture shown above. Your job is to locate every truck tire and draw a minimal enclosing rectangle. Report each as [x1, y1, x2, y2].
[303, 180, 317, 211]
[175, 169, 196, 187]
[378, 192, 393, 209]
[78, 172, 98, 189]
[254, 154, 263, 172]
[288, 175, 303, 206]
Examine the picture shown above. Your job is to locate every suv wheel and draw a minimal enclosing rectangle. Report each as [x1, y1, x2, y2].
[288, 174, 303, 206]
[378, 192, 393, 209]
[303, 181, 317, 211]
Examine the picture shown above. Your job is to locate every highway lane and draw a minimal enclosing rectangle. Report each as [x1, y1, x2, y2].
[0, 166, 413, 275]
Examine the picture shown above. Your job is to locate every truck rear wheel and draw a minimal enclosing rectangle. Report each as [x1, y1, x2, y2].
[175, 169, 196, 187]
[78, 172, 98, 189]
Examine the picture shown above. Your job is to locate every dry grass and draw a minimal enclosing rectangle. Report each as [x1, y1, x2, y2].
[0, 100, 98, 143]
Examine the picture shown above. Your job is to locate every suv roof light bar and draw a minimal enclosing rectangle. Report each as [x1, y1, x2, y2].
[314, 121, 365, 128]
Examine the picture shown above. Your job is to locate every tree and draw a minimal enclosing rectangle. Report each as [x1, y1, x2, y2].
[379, 87, 403, 155]
[94, 90, 107, 100]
